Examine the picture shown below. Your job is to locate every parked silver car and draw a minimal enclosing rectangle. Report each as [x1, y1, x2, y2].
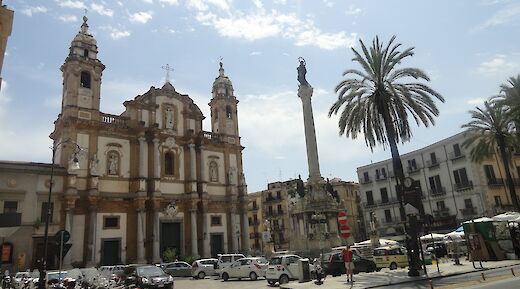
[191, 259, 218, 279]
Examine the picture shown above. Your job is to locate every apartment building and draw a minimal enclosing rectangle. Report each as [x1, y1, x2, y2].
[357, 131, 520, 239]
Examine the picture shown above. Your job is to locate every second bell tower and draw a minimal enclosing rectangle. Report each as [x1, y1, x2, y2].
[209, 62, 239, 137]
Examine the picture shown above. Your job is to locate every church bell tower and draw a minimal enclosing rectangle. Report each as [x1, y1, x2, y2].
[209, 62, 239, 137]
[60, 16, 105, 119]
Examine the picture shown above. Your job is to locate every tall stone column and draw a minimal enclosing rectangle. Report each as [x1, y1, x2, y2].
[153, 138, 161, 178]
[63, 208, 73, 268]
[138, 137, 148, 178]
[203, 212, 209, 257]
[153, 211, 161, 263]
[190, 209, 198, 256]
[241, 212, 250, 253]
[231, 208, 238, 252]
[189, 144, 197, 181]
[87, 207, 98, 266]
[298, 84, 323, 184]
[137, 209, 146, 264]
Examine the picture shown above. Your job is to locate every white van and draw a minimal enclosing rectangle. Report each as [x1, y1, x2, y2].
[215, 253, 245, 275]
[265, 254, 308, 285]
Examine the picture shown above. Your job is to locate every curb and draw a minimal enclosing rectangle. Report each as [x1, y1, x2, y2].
[363, 262, 520, 289]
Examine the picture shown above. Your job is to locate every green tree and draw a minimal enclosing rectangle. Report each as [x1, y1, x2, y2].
[461, 101, 519, 212]
[162, 247, 178, 263]
[494, 75, 520, 137]
[329, 36, 444, 275]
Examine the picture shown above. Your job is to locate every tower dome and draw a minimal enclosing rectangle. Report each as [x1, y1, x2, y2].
[211, 61, 234, 99]
[68, 16, 99, 60]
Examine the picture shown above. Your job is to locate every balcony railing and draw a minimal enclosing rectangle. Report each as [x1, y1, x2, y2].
[363, 202, 377, 208]
[426, 160, 440, 168]
[249, 205, 258, 211]
[407, 166, 421, 174]
[487, 178, 504, 186]
[433, 208, 450, 218]
[429, 187, 446, 197]
[449, 151, 465, 161]
[455, 181, 474, 191]
[265, 196, 277, 203]
[375, 174, 388, 181]
[460, 207, 477, 216]
[363, 198, 399, 208]
[101, 113, 129, 127]
[360, 177, 372, 184]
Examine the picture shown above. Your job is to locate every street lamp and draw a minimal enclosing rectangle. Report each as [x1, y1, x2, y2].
[38, 139, 81, 289]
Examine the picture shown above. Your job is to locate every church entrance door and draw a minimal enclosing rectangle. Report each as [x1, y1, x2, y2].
[160, 222, 181, 260]
[210, 233, 224, 257]
[101, 239, 120, 265]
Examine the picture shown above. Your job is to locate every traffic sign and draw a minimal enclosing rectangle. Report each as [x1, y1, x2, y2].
[337, 211, 348, 225]
[54, 230, 71, 245]
[54, 243, 72, 260]
[339, 225, 351, 238]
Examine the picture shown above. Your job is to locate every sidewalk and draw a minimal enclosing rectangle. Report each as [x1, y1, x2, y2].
[280, 259, 520, 289]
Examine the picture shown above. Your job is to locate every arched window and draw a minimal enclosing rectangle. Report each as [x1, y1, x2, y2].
[80, 71, 91, 88]
[165, 152, 175, 176]
[106, 151, 120, 176]
[226, 106, 232, 119]
[83, 49, 89, 58]
[209, 161, 219, 182]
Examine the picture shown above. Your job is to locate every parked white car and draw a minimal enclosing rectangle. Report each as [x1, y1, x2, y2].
[266, 254, 312, 286]
[220, 257, 269, 281]
[14, 272, 31, 289]
[191, 258, 218, 279]
[215, 253, 245, 275]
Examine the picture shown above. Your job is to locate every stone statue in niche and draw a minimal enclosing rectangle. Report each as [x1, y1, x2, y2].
[107, 152, 119, 175]
[228, 167, 236, 185]
[209, 161, 218, 182]
[90, 154, 100, 176]
[165, 107, 174, 129]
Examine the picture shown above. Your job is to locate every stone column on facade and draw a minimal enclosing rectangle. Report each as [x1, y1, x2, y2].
[138, 137, 148, 178]
[189, 144, 197, 181]
[199, 146, 207, 182]
[298, 84, 323, 184]
[86, 207, 98, 267]
[203, 211, 209, 257]
[153, 211, 161, 263]
[63, 208, 73, 268]
[230, 207, 238, 253]
[299, 216, 305, 236]
[190, 209, 198, 256]
[242, 212, 250, 253]
[137, 209, 146, 264]
[153, 138, 161, 179]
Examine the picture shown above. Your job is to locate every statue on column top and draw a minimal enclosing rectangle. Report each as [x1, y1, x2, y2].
[297, 57, 309, 86]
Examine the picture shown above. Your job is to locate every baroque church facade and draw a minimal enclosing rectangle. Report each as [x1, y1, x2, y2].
[0, 16, 249, 269]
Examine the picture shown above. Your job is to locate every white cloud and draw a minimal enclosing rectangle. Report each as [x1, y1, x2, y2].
[474, 2, 520, 30]
[56, 0, 86, 9]
[345, 5, 362, 15]
[91, 3, 113, 17]
[322, 0, 334, 8]
[159, 0, 179, 5]
[21, 6, 48, 17]
[142, 0, 153, 3]
[187, 0, 230, 11]
[110, 29, 131, 39]
[0, 80, 11, 117]
[59, 15, 78, 22]
[129, 11, 153, 24]
[252, 0, 263, 9]
[250, 51, 262, 56]
[194, 9, 356, 50]
[477, 54, 516, 75]
[466, 98, 486, 106]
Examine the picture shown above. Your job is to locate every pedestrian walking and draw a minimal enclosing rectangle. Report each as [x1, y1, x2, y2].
[342, 245, 354, 283]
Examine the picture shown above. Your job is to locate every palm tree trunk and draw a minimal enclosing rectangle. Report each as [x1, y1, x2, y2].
[497, 137, 520, 212]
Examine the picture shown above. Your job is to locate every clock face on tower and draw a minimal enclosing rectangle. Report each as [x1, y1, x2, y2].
[404, 177, 414, 189]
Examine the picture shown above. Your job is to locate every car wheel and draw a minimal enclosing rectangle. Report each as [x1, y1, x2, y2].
[197, 271, 206, 279]
[267, 280, 277, 286]
[389, 262, 397, 270]
[249, 272, 257, 281]
[222, 273, 229, 281]
[279, 275, 289, 284]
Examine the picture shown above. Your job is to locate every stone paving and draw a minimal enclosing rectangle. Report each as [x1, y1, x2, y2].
[280, 259, 520, 289]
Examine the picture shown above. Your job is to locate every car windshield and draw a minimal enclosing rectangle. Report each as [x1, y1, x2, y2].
[373, 249, 387, 256]
[270, 257, 282, 265]
[48, 272, 67, 281]
[137, 266, 165, 277]
[15, 273, 30, 278]
[256, 258, 268, 264]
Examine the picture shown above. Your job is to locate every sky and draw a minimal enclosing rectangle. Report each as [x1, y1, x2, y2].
[0, 0, 519, 193]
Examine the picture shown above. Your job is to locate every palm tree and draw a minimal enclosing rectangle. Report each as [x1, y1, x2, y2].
[329, 35, 444, 275]
[461, 101, 519, 212]
[495, 75, 520, 137]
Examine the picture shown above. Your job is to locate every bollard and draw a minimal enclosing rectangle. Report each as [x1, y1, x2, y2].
[481, 272, 486, 281]
[512, 268, 516, 276]
[429, 278, 434, 289]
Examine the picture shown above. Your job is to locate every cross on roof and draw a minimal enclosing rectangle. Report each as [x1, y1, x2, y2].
[161, 64, 174, 83]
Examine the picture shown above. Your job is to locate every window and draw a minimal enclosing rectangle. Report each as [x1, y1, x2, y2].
[3, 201, 17, 214]
[384, 210, 392, 223]
[453, 168, 469, 186]
[464, 198, 473, 209]
[268, 206, 273, 215]
[430, 152, 437, 164]
[165, 152, 175, 176]
[211, 216, 222, 226]
[221, 256, 232, 263]
[381, 168, 387, 178]
[380, 188, 389, 203]
[226, 106, 232, 119]
[107, 151, 120, 175]
[277, 204, 282, 214]
[103, 216, 120, 229]
[494, 196, 502, 206]
[453, 143, 461, 157]
[436, 200, 446, 210]
[41, 202, 54, 223]
[248, 217, 252, 225]
[276, 191, 281, 199]
[279, 233, 284, 242]
[80, 71, 91, 88]
[209, 161, 218, 182]
[407, 159, 417, 171]
[375, 169, 380, 179]
[83, 49, 89, 58]
[484, 165, 496, 182]
[366, 191, 374, 205]
[252, 201, 257, 209]
[429, 175, 442, 193]
[363, 172, 369, 182]
[253, 214, 258, 223]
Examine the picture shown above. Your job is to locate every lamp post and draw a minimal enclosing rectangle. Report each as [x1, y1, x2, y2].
[38, 139, 81, 289]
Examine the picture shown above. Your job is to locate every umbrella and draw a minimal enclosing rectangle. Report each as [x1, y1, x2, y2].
[492, 212, 520, 222]
[462, 217, 494, 224]
[420, 233, 445, 241]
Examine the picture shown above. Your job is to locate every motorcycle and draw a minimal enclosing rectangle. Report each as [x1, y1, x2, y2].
[313, 258, 325, 285]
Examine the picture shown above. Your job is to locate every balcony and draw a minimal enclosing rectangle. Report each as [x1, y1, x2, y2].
[487, 178, 504, 186]
[249, 220, 260, 226]
[360, 176, 372, 184]
[375, 174, 388, 181]
[363, 202, 377, 209]
[265, 196, 277, 203]
[426, 159, 440, 169]
[460, 207, 477, 216]
[429, 187, 446, 197]
[363, 198, 399, 208]
[433, 208, 450, 218]
[0, 213, 21, 227]
[249, 205, 259, 211]
[407, 166, 421, 174]
[494, 204, 516, 214]
[455, 181, 474, 191]
[449, 151, 465, 161]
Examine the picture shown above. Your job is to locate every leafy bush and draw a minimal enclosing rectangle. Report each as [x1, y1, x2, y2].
[163, 247, 178, 263]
